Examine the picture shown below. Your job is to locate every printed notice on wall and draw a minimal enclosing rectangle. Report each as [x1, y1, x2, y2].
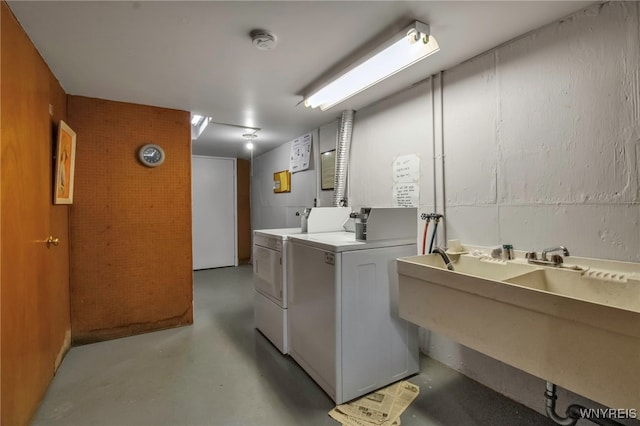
[393, 154, 420, 183]
[394, 183, 419, 207]
[289, 132, 312, 173]
[393, 154, 420, 207]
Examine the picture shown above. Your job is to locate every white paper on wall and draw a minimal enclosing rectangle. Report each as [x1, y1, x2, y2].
[393, 154, 420, 183]
[393, 154, 420, 206]
[393, 183, 420, 207]
[289, 132, 312, 173]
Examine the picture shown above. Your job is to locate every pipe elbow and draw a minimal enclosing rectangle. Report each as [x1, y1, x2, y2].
[545, 382, 579, 426]
[545, 405, 579, 426]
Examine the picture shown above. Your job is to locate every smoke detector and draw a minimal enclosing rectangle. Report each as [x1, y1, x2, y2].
[250, 30, 277, 51]
[242, 133, 258, 141]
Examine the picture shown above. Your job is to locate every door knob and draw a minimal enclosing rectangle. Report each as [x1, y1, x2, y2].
[45, 236, 60, 247]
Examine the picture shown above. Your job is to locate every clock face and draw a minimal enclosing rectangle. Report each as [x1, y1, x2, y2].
[138, 144, 165, 167]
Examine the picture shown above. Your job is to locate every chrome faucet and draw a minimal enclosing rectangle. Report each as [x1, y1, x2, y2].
[541, 246, 570, 261]
[526, 245, 570, 267]
[432, 247, 454, 271]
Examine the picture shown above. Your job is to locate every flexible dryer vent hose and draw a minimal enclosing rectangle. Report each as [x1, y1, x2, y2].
[333, 110, 355, 207]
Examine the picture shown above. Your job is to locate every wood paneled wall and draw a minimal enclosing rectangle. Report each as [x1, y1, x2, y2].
[237, 159, 251, 263]
[1, 2, 71, 424]
[67, 96, 193, 344]
[48, 68, 72, 370]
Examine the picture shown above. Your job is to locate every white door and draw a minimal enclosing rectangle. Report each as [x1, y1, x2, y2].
[192, 156, 237, 270]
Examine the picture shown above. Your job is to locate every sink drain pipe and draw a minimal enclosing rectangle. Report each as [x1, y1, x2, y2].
[545, 382, 625, 426]
[333, 110, 354, 207]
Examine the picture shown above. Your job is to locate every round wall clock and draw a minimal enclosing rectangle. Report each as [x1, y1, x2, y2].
[138, 144, 165, 167]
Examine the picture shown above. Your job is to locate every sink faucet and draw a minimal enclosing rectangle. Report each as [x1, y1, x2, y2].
[541, 246, 570, 261]
[526, 245, 570, 267]
[431, 247, 454, 271]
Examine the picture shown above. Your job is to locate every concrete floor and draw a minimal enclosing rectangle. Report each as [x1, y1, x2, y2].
[33, 265, 557, 426]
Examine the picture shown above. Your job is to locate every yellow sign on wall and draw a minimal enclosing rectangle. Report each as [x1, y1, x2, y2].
[273, 170, 291, 193]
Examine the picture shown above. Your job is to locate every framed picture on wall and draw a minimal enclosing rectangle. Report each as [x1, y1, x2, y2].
[54, 120, 77, 204]
[321, 149, 336, 190]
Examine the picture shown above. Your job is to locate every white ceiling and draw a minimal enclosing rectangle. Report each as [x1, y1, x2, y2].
[9, 1, 594, 160]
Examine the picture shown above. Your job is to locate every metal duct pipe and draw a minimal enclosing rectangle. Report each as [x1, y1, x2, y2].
[333, 110, 355, 207]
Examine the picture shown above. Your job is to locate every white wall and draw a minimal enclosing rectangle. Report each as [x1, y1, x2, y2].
[443, 1, 640, 262]
[251, 140, 317, 230]
[349, 79, 435, 210]
[348, 78, 438, 248]
[347, 0, 640, 416]
[252, 121, 341, 230]
[251, 0, 640, 416]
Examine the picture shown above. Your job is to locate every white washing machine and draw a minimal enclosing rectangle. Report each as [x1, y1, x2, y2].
[253, 228, 300, 354]
[287, 229, 420, 404]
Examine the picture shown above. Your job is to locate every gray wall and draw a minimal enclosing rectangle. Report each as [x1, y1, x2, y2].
[251, 122, 341, 230]
[347, 1, 640, 416]
[441, 1, 640, 261]
[250, 136, 317, 230]
[252, 1, 639, 416]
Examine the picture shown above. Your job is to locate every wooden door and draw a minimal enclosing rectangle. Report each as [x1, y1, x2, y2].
[1, 3, 70, 424]
[192, 156, 237, 269]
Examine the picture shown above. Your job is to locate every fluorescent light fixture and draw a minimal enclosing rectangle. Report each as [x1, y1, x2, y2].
[304, 21, 439, 111]
[191, 114, 203, 126]
[191, 114, 211, 140]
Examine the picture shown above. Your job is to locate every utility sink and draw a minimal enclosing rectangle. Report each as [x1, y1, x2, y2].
[504, 267, 640, 312]
[407, 254, 537, 281]
[397, 252, 640, 410]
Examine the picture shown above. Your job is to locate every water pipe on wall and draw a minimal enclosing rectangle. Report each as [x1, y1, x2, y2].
[421, 214, 431, 255]
[430, 72, 447, 248]
[428, 215, 442, 254]
[438, 71, 447, 244]
[421, 213, 444, 254]
[545, 382, 626, 426]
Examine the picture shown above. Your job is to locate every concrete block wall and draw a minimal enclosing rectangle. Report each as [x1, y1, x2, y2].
[443, 1, 640, 262]
[435, 3, 638, 413]
[345, 1, 640, 416]
[252, 1, 639, 416]
[349, 78, 436, 211]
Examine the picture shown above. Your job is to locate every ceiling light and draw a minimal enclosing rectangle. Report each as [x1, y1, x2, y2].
[191, 114, 203, 126]
[303, 21, 439, 111]
[243, 133, 258, 150]
[242, 133, 258, 175]
[191, 114, 211, 140]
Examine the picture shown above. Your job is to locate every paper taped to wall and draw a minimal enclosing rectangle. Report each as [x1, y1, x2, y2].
[394, 183, 419, 207]
[289, 132, 312, 173]
[393, 154, 420, 183]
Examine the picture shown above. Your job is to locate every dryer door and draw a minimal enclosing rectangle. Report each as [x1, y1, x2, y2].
[253, 244, 283, 305]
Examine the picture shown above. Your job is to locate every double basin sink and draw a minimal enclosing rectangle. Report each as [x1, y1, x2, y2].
[397, 252, 640, 410]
